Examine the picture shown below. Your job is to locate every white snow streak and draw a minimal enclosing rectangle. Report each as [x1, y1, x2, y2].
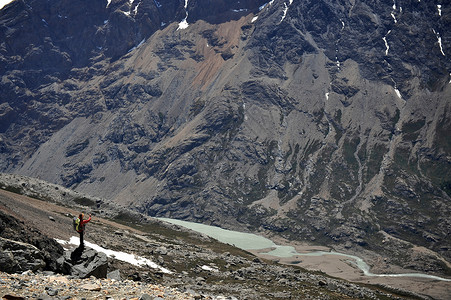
[394, 88, 402, 99]
[134, 3, 140, 15]
[391, 0, 398, 23]
[433, 29, 446, 56]
[391, 12, 397, 23]
[178, 0, 189, 30]
[260, 0, 274, 11]
[325, 92, 329, 100]
[437, 5, 442, 17]
[106, 0, 111, 8]
[251, 16, 259, 23]
[383, 30, 391, 55]
[437, 36, 445, 56]
[201, 265, 219, 272]
[382, 37, 389, 55]
[280, 3, 288, 22]
[57, 237, 172, 274]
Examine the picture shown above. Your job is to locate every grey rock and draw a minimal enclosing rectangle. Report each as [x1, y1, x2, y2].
[138, 294, 153, 300]
[0, 237, 46, 273]
[45, 287, 58, 296]
[107, 269, 121, 281]
[61, 247, 108, 279]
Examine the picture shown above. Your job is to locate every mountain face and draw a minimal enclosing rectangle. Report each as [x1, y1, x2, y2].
[1, 0, 450, 275]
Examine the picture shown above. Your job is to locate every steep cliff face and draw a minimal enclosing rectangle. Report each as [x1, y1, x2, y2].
[1, 0, 450, 275]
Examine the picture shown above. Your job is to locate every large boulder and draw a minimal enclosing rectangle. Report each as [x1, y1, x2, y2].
[0, 237, 46, 273]
[59, 247, 108, 279]
[0, 211, 64, 272]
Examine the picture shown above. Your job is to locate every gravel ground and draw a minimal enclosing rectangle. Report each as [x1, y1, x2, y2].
[0, 271, 206, 300]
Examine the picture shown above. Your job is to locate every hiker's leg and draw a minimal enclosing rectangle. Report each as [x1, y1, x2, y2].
[79, 231, 84, 246]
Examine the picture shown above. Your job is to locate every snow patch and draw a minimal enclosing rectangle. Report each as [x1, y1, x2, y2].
[137, 39, 145, 47]
[394, 88, 402, 99]
[391, 0, 397, 23]
[0, 0, 15, 9]
[178, 0, 189, 30]
[259, 0, 274, 11]
[201, 265, 219, 272]
[433, 29, 445, 56]
[104, 20, 108, 25]
[382, 37, 389, 55]
[437, 5, 442, 17]
[391, 13, 397, 23]
[57, 237, 172, 274]
[106, 0, 111, 8]
[178, 19, 189, 30]
[325, 92, 329, 100]
[251, 16, 258, 23]
[382, 30, 391, 56]
[134, 3, 140, 15]
[280, 2, 288, 23]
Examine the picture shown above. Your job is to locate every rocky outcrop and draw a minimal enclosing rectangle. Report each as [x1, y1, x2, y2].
[0, 211, 64, 272]
[59, 247, 108, 279]
[0, 237, 46, 273]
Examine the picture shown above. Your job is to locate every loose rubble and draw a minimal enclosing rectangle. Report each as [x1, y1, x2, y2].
[0, 271, 204, 300]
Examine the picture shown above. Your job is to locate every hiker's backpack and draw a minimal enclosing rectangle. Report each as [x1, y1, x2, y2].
[73, 216, 80, 231]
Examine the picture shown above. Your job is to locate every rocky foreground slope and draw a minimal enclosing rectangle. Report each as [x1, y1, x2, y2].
[0, 175, 424, 300]
[1, 0, 450, 282]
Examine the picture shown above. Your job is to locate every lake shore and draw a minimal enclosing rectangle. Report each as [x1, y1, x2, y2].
[158, 218, 450, 299]
[249, 238, 451, 300]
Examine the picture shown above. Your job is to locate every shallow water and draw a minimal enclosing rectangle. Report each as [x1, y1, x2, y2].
[159, 218, 451, 282]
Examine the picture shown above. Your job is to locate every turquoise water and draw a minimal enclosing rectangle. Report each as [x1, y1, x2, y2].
[159, 218, 451, 282]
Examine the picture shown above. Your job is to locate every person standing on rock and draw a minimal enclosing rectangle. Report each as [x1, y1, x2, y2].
[76, 213, 91, 247]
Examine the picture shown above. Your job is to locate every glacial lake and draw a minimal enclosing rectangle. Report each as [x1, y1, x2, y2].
[159, 218, 451, 282]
